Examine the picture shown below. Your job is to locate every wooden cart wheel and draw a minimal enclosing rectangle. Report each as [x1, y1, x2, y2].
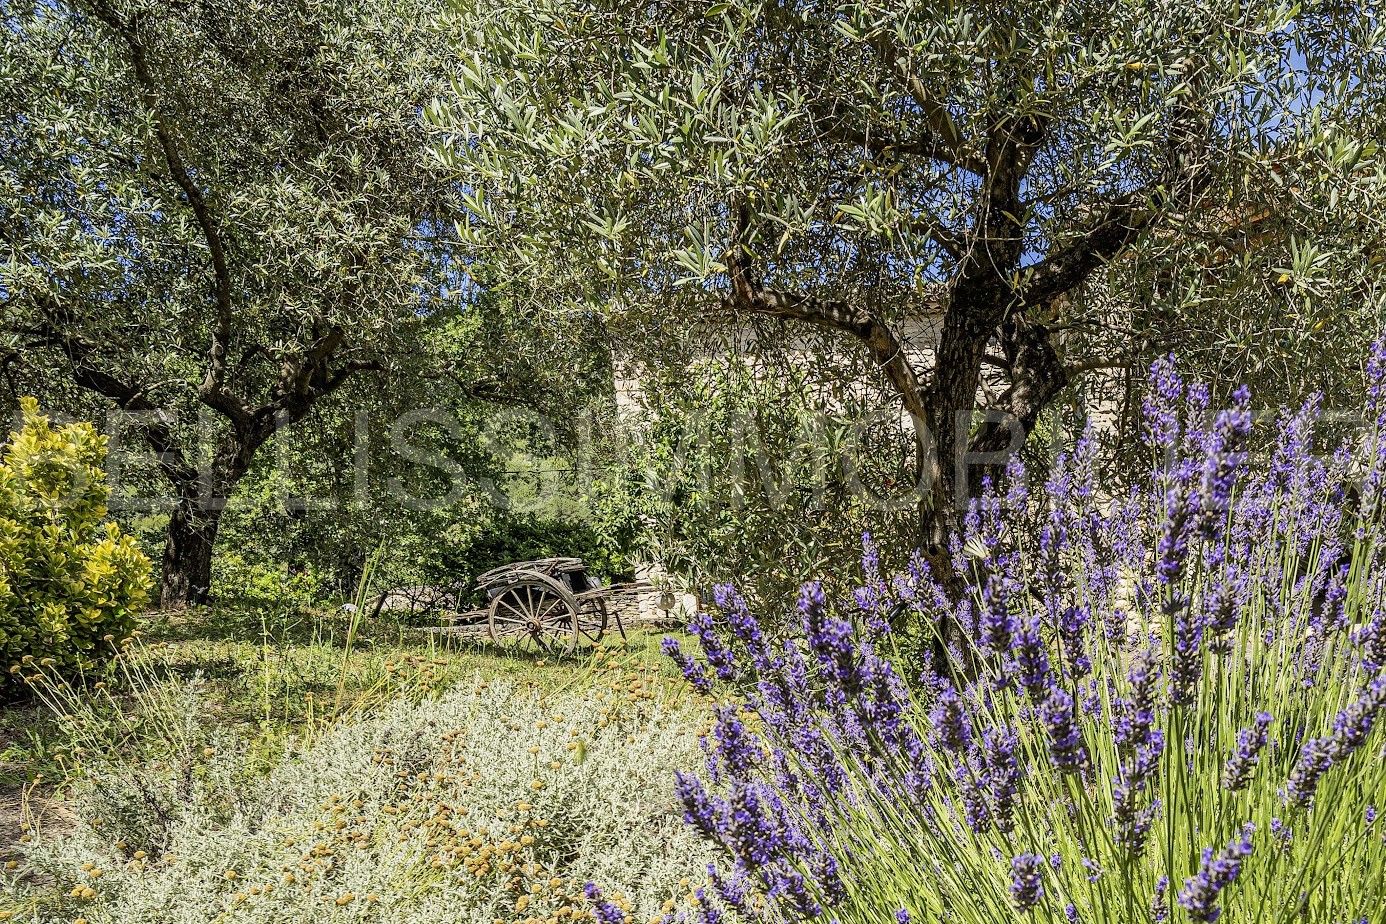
[488, 571, 579, 655]
[575, 597, 609, 649]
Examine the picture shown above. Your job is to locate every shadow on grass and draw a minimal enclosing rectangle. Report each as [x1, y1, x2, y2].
[0, 600, 689, 806]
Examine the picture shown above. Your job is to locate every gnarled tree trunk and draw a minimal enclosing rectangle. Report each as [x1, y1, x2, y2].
[151, 424, 274, 609]
[161, 493, 224, 608]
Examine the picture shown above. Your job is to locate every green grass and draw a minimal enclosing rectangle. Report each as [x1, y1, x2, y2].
[1, 605, 685, 795]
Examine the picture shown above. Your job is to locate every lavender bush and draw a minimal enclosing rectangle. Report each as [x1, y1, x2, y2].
[654, 352, 1386, 924]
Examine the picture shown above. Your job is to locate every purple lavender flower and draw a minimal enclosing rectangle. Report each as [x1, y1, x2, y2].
[1012, 614, 1052, 697]
[713, 584, 773, 670]
[692, 888, 720, 924]
[1081, 679, 1102, 717]
[707, 865, 753, 919]
[856, 650, 914, 746]
[1203, 577, 1244, 653]
[1330, 674, 1386, 757]
[675, 772, 725, 840]
[929, 687, 972, 753]
[854, 534, 893, 636]
[726, 782, 799, 867]
[1269, 396, 1322, 498]
[1285, 736, 1335, 807]
[1104, 605, 1128, 643]
[1058, 604, 1092, 678]
[771, 867, 822, 920]
[1009, 853, 1044, 912]
[1355, 615, 1386, 671]
[1151, 876, 1169, 922]
[663, 637, 713, 694]
[1177, 825, 1255, 923]
[1040, 687, 1089, 774]
[1114, 647, 1160, 751]
[1144, 354, 1184, 454]
[688, 611, 737, 683]
[651, 351, 1386, 924]
[811, 851, 846, 905]
[979, 573, 1017, 658]
[801, 582, 868, 700]
[1184, 379, 1212, 449]
[956, 761, 992, 835]
[1222, 712, 1272, 791]
[1171, 602, 1204, 706]
[711, 706, 763, 776]
[584, 883, 627, 924]
[983, 726, 1020, 834]
[1284, 677, 1386, 807]
[1130, 731, 1165, 787]
[1197, 388, 1253, 537]
[1156, 463, 1199, 587]
[1005, 453, 1029, 514]
[1311, 563, 1350, 634]
[1362, 335, 1386, 521]
[1116, 790, 1160, 855]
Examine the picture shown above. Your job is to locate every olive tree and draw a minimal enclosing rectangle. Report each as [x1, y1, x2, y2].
[429, 0, 1383, 583]
[1, 0, 458, 605]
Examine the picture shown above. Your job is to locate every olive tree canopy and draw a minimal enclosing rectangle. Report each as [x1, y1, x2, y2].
[430, 0, 1385, 586]
[1, 0, 457, 605]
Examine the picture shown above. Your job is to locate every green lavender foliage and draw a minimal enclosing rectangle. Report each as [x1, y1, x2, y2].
[662, 360, 1386, 924]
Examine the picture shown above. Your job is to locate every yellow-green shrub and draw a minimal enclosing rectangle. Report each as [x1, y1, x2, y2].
[0, 398, 151, 685]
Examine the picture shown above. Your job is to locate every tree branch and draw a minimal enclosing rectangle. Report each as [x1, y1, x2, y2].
[816, 110, 984, 176]
[981, 353, 1010, 370]
[323, 358, 384, 392]
[84, 0, 245, 424]
[722, 203, 929, 421]
[1015, 191, 1158, 309]
[26, 326, 199, 485]
[1018, 69, 1214, 310]
[898, 212, 967, 262]
[968, 315, 1068, 456]
[1065, 354, 1139, 376]
[863, 32, 981, 175]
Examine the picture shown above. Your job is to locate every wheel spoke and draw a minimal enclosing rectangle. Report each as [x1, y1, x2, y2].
[494, 603, 528, 624]
[487, 578, 579, 654]
[573, 602, 606, 648]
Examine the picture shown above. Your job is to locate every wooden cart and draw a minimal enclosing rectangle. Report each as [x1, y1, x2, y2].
[435, 557, 649, 654]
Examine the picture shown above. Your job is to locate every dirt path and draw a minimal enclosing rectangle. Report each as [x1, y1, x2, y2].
[0, 781, 75, 859]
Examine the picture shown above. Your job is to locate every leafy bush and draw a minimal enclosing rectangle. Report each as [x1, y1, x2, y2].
[0, 398, 151, 689]
[5, 654, 720, 924]
[209, 481, 638, 620]
[210, 549, 331, 632]
[658, 355, 1386, 923]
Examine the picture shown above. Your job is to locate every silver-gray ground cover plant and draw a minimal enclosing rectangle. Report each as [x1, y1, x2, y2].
[5, 676, 715, 924]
